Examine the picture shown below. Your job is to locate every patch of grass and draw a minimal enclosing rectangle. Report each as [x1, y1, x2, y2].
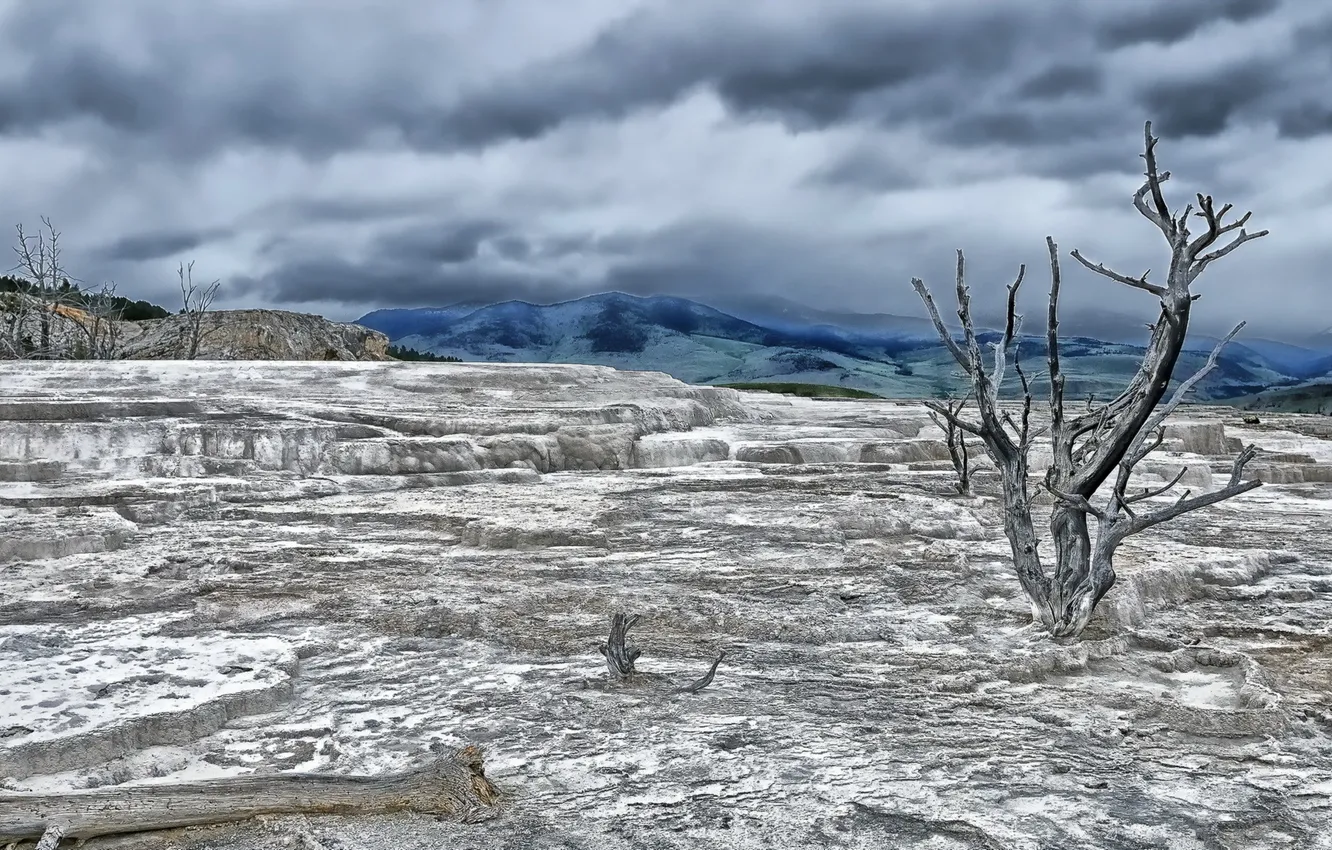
[717, 381, 883, 399]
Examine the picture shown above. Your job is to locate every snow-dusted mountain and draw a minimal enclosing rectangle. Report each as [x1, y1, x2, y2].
[356, 292, 1309, 399]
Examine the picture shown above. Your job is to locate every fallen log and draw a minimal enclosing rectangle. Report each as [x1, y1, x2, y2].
[0, 745, 498, 843]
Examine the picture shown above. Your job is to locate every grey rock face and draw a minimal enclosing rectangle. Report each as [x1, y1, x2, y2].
[1, 295, 391, 362]
[117, 310, 391, 361]
[1, 362, 1330, 849]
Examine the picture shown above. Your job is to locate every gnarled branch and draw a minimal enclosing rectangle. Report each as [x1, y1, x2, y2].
[676, 651, 727, 694]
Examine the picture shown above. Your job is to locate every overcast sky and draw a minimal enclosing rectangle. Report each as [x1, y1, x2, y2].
[1, 0, 1329, 336]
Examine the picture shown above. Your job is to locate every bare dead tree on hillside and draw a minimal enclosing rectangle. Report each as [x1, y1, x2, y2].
[927, 393, 973, 496]
[178, 260, 222, 359]
[910, 122, 1266, 638]
[76, 281, 126, 359]
[3, 218, 123, 359]
[6, 219, 66, 359]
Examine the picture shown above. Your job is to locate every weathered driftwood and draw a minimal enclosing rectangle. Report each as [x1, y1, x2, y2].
[910, 121, 1266, 638]
[0, 746, 498, 843]
[598, 612, 642, 679]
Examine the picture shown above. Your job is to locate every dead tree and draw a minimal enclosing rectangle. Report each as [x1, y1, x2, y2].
[74, 281, 126, 359]
[3, 219, 124, 360]
[0, 746, 499, 842]
[179, 259, 222, 359]
[910, 122, 1265, 638]
[7, 219, 66, 359]
[927, 394, 973, 496]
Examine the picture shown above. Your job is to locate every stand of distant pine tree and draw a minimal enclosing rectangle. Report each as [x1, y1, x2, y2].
[0, 275, 170, 321]
[387, 344, 461, 362]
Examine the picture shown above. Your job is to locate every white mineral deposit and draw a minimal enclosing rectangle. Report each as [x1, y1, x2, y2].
[1, 360, 1329, 848]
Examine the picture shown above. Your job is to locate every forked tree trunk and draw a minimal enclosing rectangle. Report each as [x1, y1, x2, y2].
[909, 122, 1266, 638]
[0, 747, 499, 842]
[928, 396, 972, 496]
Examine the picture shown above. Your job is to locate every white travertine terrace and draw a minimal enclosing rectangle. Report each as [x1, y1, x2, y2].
[1, 361, 1329, 848]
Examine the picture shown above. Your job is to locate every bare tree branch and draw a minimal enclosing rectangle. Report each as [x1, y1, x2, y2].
[922, 398, 986, 437]
[1126, 446, 1261, 535]
[1068, 249, 1166, 297]
[1043, 478, 1109, 521]
[675, 651, 727, 695]
[1122, 466, 1189, 505]
[927, 394, 974, 495]
[1132, 321, 1245, 460]
[1046, 237, 1066, 432]
[910, 278, 970, 372]
[1139, 121, 1173, 235]
[1191, 229, 1269, 279]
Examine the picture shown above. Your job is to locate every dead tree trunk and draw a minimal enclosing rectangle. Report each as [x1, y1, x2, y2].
[10, 219, 64, 360]
[910, 122, 1266, 638]
[927, 395, 972, 495]
[0, 746, 498, 842]
[5, 219, 125, 361]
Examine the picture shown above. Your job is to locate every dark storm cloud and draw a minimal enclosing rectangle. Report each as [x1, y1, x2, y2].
[98, 227, 232, 262]
[938, 105, 1117, 148]
[0, 0, 1315, 163]
[709, 8, 1035, 128]
[0, 1, 1059, 159]
[0, 49, 171, 135]
[1029, 142, 1145, 181]
[806, 148, 921, 192]
[375, 221, 507, 265]
[254, 197, 440, 227]
[1293, 15, 1332, 51]
[1276, 105, 1332, 140]
[1095, 0, 1280, 48]
[0, 1, 1326, 336]
[230, 257, 578, 309]
[1016, 65, 1103, 100]
[1137, 61, 1278, 138]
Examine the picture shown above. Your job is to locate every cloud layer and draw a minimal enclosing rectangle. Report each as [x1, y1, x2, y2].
[2, 0, 1329, 336]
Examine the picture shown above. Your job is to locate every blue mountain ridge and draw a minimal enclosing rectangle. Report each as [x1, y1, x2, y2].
[357, 292, 1328, 399]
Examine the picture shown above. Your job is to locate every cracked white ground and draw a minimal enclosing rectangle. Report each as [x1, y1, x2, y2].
[1, 361, 1330, 849]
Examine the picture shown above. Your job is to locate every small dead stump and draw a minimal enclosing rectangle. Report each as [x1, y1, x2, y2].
[598, 612, 643, 680]
[594, 612, 724, 694]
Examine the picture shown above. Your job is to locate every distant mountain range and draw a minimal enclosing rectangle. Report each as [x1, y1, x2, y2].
[356, 292, 1332, 402]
